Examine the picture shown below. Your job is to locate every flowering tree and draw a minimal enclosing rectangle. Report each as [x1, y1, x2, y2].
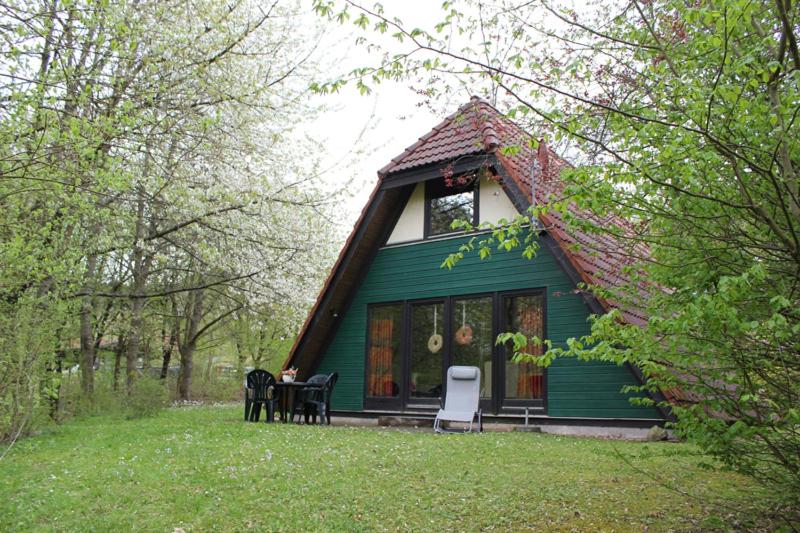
[0, 0, 340, 436]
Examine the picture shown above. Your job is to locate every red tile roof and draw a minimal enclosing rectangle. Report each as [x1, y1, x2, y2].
[378, 100, 504, 175]
[381, 96, 652, 326]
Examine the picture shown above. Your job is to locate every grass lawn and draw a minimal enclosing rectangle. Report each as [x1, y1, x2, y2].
[0, 405, 779, 532]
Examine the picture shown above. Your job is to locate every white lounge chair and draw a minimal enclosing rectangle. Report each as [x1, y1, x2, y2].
[434, 366, 482, 433]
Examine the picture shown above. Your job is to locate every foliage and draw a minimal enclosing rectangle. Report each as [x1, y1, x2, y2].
[0, 292, 69, 441]
[125, 378, 169, 419]
[0, 0, 340, 438]
[0, 405, 789, 531]
[178, 374, 244, 403]
[313, 0, 800, 505]
[60, 371, 127, 420]
[58, 365, 244, 419]
[228, 305, 300, 376]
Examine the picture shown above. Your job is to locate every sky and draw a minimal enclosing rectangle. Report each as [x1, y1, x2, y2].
[308, 82, 437, 222]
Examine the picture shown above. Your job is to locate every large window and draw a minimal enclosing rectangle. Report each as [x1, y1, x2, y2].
[426, 177, 477, 236]
[365, 290, 548, 412]
[504, 294, 545, 400]
[451, 296, 493, 398]
[366, 304, 402, 398]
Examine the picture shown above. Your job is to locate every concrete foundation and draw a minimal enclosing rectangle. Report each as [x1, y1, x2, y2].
[324, 415, 667, 441]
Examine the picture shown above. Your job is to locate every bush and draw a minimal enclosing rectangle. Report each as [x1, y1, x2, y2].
[125, 378, 168, 419]
[0, 292, 67, 441]
[56, 364, 240, 423]
[58, 370, 126, 419]
[168, 375, 243, 403]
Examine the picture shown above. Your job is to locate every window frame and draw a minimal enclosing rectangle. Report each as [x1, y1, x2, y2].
[499, 289, 548, 412]
[405, 297, 449, 409]
[363, 301, 406, 411]
[363, 288, 548, 414]
[423, 175, 480, 239]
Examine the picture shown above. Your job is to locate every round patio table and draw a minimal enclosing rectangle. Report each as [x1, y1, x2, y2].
[273, 381, 324, 423]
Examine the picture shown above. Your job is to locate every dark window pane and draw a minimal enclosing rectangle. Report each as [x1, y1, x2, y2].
[367, 305, 402, 397]
[452, 297, 493, 398]
[505, 294, 545, 400]
[429, 190, 474, 235]
[410, 302, 444, 398]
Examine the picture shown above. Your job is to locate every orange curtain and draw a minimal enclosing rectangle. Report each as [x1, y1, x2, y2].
[368, 318, 394, 396]
[517, 298, 544, 399]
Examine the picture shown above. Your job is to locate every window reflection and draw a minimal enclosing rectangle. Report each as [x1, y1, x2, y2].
[410, 302, 444, 398]
[505, 294, 545, 400]
[429, 190, 474, 235]
[367, 305, 402, 397]
[452, 297, 493, 398]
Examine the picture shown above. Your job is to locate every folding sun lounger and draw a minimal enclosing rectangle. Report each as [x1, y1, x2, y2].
[434, 366, 482, 433]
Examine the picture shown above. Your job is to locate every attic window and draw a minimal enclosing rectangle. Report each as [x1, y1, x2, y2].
[425, 175, 478, 237]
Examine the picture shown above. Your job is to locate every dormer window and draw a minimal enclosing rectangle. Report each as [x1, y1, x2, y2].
[425, 175, 478, 237]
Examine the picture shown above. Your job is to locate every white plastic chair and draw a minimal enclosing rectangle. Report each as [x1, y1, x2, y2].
[434, 366, 482, 433]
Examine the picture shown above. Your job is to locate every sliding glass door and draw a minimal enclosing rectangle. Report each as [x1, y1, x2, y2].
[409, 301, 445, 403]
[502, 293, 545, 406]
[365, 290, 547, 413]
[451, 296, 493, 400]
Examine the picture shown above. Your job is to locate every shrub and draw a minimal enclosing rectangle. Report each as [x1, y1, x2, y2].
[167, 375, 243, 403]
[125, 378, 168, 419]
[58, 370, 126, 419]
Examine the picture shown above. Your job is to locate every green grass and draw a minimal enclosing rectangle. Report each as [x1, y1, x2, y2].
[0, 406, 779, 531]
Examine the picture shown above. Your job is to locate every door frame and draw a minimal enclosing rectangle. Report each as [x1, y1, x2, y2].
[363, 288, 548, 414]
[498, 289, 548, 413]
[363, 301, 405, 411]
[404, 297, 448, 410]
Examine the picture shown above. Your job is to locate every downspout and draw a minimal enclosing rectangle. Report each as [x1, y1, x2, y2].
[530, 139, 544, 230]
[530, 150, 538, 217]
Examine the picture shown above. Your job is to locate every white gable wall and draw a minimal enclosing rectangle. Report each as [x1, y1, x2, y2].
[478, 175, 520, 224]
[386, 182, 425, 244]
[385, 176, 520, 245]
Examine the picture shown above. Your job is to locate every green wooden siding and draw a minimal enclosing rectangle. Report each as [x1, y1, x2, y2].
[314, 234, 661, 419]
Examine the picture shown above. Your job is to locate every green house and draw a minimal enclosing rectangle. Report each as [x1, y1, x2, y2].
[285, 98, 670, 429]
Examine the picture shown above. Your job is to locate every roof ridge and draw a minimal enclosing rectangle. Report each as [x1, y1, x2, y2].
[378, 96, 498, 176]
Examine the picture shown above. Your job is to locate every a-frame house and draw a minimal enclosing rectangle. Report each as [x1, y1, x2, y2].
[284, 97, 670, 427]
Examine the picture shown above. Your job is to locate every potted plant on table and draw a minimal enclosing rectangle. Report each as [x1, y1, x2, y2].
[281, 367, 298, 383]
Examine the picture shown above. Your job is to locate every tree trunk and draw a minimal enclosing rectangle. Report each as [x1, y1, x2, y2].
[253, 327, 266, 367]
[177, 344, 193, 400]
[49, 350, 64, 420]
[160, 334, 175, 380]
[79, 253, 98, 394]
[113, 336, 125, 392]
[160, 298, 178, 379]
[126, 184, 151, 392]
[126, 295, 144, 391]
[178, 289, 204, 400]
[235, 339, 246, 378]
[142, 337, 152, 371]
[205, 353, 214, 381]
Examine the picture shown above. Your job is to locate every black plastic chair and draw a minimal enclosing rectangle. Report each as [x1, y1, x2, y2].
[244, 369, 278, 422]
[290, 374, 326, 423]
[293, 373, 338, 425]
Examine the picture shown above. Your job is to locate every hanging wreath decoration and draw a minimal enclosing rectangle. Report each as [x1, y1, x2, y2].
[454, 301, 473, 345]
[427, 333, 443, 353]
[427, 306, 443, 353]
[455, 325, 473, 345]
